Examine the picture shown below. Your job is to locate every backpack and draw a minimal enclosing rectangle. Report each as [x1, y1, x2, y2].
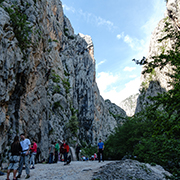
[66, 155, 71, 164]
[37, 147, 41, 154]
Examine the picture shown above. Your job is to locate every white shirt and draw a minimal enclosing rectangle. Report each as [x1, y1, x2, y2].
[20, 138, 31, 154]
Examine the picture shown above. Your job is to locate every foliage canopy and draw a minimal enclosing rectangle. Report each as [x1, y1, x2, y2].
[105, 20, 180, 179]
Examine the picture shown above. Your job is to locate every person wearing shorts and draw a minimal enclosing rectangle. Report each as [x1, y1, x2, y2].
[7, 135, 22, 180]
[16, 133, 31, 179]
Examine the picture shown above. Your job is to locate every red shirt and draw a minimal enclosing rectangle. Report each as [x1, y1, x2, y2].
[31, 142, 37, 153]
[60, 143, 69, 153]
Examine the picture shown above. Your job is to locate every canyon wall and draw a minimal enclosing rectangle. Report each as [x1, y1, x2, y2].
[0, 0, 126, 159]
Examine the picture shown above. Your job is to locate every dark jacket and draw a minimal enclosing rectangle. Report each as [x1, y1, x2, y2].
[11, 142, 22, 156]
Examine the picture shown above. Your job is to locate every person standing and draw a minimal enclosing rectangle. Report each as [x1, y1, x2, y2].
[97, 138, 104, 162]
[54, 141, 60, 163]
[35, 146, 41, 164]
[29, 139, 37, 169]
[60, 139, 69, 165]
[16, 133, 31, 179]
[7, 135, 22, 180]
[49, 141, 55, 164]
[75, 143, 80, 161]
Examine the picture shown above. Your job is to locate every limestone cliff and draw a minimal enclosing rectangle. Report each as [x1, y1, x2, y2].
[119, 93, 139, 117]
[0, 0, 126, 159]
[135, 0, 180, 113]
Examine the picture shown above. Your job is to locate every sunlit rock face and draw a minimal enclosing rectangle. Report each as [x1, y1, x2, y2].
[135, 0, 180, 113]
[119, 93, 139, 117]
[0, 0, 126, 159]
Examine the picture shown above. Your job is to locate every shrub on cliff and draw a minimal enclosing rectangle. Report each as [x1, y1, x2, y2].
[105, 20, 180, 179]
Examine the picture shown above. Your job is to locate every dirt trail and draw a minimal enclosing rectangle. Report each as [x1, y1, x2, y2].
[0, 161, 113, 180]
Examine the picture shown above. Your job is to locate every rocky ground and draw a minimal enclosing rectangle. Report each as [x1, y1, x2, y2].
[92, 159, 172, 180]
[0, 161, 112, 180]
[0, 159, 172, 180]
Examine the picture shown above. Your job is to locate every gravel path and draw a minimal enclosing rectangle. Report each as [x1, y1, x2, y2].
[0, 161, 113, 180]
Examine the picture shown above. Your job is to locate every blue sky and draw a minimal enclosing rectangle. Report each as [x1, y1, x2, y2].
[61, 0, 167, 105]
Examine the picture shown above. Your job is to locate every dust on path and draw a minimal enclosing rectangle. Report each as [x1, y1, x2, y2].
[0, 161, 113, 180]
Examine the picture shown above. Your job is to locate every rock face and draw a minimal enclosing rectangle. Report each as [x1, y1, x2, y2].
[105, 99, 126, 124]
[135, 0, 180, 113]
[0, 0, 126, 159]
[119, 93, 139, 116]
[92, 159, 171, 180]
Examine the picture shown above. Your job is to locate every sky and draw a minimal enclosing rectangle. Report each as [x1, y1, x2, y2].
[61, 0, 167, 105]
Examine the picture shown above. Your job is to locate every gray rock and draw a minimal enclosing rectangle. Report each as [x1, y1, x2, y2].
[92, 159, 171, 180]
[119, 93, 139, 116]
[0, 0, 126, 161]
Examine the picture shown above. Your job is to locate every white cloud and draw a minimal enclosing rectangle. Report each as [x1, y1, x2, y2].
[78, 10, 116, 31]
[117, 34, 122, 39]
[123, 66, 136, 72]
[117, 32, 146, 52]
[97, 77, 141, 104]
[96, 60, 106, 70]
[116, 32, 124, 40]
[62, 4, 75, 13]
[96, 72, 119, 92]
[62, 4, 116, 31]
[129, 74, 137, 78]
[116, 0, 166, 57]
[141, 0, 166, 35]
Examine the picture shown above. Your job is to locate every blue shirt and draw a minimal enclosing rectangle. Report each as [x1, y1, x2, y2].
[98, 142, 104, 149]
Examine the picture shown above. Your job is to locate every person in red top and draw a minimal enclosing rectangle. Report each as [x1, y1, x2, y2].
[60, 139, 69, 165]
[29, 139, 37, 169]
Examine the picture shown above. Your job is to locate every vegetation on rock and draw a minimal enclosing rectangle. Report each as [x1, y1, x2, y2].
[4, 3, 32, 60]
[105, 20, 180, 179]
[66, 104, 79, 137]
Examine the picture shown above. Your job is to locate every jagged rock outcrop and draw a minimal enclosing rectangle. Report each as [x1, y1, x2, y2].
[119, 93, 139, 116]
[135, 0, 180, 113]
[92, 159, 171, 180]
[105, 99, 126, 124]
[0, 0, 126, 160]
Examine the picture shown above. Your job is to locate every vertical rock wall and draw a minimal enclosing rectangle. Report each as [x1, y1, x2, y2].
[0, 0, 126, 159]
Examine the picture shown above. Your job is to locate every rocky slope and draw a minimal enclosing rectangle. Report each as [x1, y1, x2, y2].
[135, 0, 180, 113]
[0, 0, 126, 159]
[92, 159, 171, 180]
[119, 93, 139, 116]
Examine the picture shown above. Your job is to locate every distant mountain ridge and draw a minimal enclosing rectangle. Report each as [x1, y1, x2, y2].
[119, 93, 139, 117]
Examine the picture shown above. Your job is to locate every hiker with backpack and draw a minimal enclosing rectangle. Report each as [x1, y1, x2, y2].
[35, 147, 41, 163]
[60, 139, 70, 165]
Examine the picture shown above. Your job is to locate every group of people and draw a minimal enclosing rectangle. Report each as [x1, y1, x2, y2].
[6, 134, 104, 180]
[48, 139, 70, 165]
[6, 133, 37, 180]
